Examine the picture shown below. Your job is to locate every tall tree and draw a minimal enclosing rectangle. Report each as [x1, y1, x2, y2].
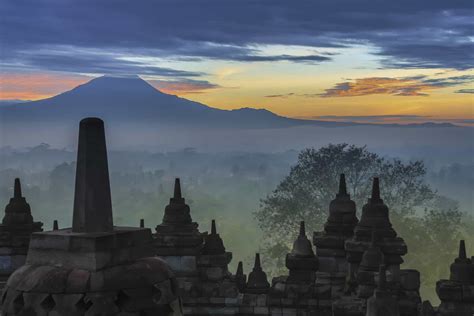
[254, 143, 461, 281]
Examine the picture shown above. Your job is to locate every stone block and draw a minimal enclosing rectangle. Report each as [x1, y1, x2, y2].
[398, 298, 419, 316]
[66, 269, 90, 293]
[462, 284, 474, 302]
[332, 297, 365, 316]
[239, 305, 254, 314]
[357, 284, 375, 299]
[219, 281, 239, 297]
[224, 297, 240, 306]
[317, 257, 339, 273]
[202, 266, 227, 281]
[257, 294, 267, 306]
[26, 228, 153, 271]
[254, 306, 269, 314]
[280, 307, 297, 315]
[210, 297, 226, 305]
[161, 256, 197, 274]
[400, 269, 420, 290]
[436, 280, 463, 301]
[242, 293, 258, 306]
[357, 270, 375, 285]
[315, 284, 331, 299]
[197, 252, 232, 267]
[281, 298, 295, 306]
[201, 282, 220, 297]
[0, 255, 12, 272]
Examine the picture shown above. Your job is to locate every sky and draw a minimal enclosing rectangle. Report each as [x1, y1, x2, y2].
[0, 0, 473, 124]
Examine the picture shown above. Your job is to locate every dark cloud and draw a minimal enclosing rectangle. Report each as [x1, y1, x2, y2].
[421, 75, 474, 87]
[455, 89, 474, 94]
[229, 54, 331, 63]
[265, 92, 325, 98]
[321, 75, 474, 97]
[265, 93, 295, 98]
[0, 47, 204, 77]
[0, 0, 472, 73]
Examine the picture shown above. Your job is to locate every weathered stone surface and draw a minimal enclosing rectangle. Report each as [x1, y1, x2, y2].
[2, 121, 461, 316]
[0, 118, 182, 316]
[366, 265, 400, 316]
[202, 220, 227, 255]
[0, 178, 43, 279]
[399, 269, 420, 291]
[314, 174, 358, 284]
[346, 179, 407, 272]
[72, 118, 113, 233]
[246, 254, 270, 294]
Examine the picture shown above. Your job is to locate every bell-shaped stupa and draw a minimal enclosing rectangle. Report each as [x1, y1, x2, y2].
[0, 118, 181, 315]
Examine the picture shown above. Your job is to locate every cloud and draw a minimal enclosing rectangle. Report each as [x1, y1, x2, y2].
[455, 89, 474, 94]
[227, 54, 331, 63]
[321, 75, 474, 97]
[299, 115, 474, 126]
[148, 79, 220, 94]
[1, 47, 204, 78]
[311, 114, 430, 123]
[265, 93, 295, 98]
[264, 92, 323, 98]
[0, 0, 472, 74]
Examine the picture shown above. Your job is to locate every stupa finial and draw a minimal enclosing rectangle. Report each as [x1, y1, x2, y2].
[371, 177, 381, 201]
[254, 253, 262, 270]
[299, 221, 306, 236]
[338, 173, 347, 196]
[14, 178, 22, 199]
[174, 178, 182, 199]
[459, 240, 467, 259]
[236, 261, 244, 276]
[211, 219, 217, 235]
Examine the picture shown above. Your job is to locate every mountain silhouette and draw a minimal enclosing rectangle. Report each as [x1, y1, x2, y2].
[0, 76, 456, 128]
[0, 76, 326, 128]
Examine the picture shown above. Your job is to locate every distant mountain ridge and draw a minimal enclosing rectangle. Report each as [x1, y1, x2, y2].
[0, 76, 458, 128]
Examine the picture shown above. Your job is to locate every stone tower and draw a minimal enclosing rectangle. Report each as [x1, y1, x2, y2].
[336, 178, 421, 316]
[246, 253, 270, 294]
[286, 221, 318, 283]
[314, 174, 358, 273]
[154, 178, 204, 277]
[345, 178, 407, 282]
[0, 178, 43, 286]
[314, 174, 359, 303]
[154, 180, 243, 315]
[270, 221, 324, 314]
[436, 240, 474, 316]
[0, 118, 182, 315]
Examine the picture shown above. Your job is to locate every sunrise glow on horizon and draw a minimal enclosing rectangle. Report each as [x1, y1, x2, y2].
[1, 1, 472, 124]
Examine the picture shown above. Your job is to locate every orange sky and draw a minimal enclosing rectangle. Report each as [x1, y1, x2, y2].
[1, 68, 473, 124]
[0, 73, 90, 100]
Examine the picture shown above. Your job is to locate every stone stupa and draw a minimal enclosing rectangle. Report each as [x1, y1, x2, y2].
[0, 118, 182, 315]
[0, 178, 43, 285]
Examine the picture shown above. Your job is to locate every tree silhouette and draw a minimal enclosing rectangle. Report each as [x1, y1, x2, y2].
[254, 144, 463, 284]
